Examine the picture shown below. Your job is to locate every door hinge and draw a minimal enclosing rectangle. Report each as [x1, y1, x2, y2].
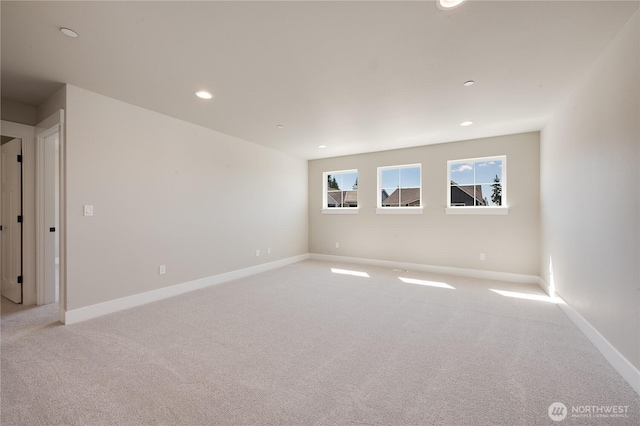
[17, 276, 22, 284]
[17, 215, 22, 223]
[17, 154, 22, 163]
[0, 225, 3, 231]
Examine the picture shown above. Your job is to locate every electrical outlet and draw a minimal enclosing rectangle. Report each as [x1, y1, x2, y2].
[83, 205, 94, 216]
[480, 253, 486, 261]
[159, 265, 166, 275]
[256, 249, 260, 257]
[267, 248, 272, 255]
[335, 242, 340, 249]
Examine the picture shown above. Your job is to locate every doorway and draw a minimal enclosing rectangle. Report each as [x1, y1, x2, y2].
[0, 112, 65, 322]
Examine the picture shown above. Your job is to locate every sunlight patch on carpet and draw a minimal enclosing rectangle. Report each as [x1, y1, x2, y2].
[398, 277, 455, 289]
[331, 268, 370, 278]
[490, 289, 565, 304]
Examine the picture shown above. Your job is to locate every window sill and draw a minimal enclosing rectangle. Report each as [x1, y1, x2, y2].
[445, 207, 509, 215]
[376, 207, 423, 215]
[322, 208, 359, 215]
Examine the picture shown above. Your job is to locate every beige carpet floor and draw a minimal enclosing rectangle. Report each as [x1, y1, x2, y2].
[1, 259, 639, 425]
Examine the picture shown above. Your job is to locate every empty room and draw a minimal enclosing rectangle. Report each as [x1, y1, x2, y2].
[1, 1, 639, 425]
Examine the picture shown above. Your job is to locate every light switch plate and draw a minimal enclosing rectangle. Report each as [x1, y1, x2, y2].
[83, 205, 94, 216]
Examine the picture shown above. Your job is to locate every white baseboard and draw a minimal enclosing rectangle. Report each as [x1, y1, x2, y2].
[537, 277, 551, 295]
[538, 278, 640, 395]
[557, 300, 640, 395]
[309, 253, 540, 284]
[63, 254, 309, 325]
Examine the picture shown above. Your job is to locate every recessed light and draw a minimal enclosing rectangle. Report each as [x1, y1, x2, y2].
[463, 80, 475, 87]
[60, 28, 78, 38]
[195, 91, 213, 100]
[318, 145, 327, 149]
[437, 0, 467, 10]
[460, 121, 473, 126]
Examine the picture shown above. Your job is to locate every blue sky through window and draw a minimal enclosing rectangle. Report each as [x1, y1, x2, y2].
[329, 171, 358, 190]
[381, 166, 421, 189]
[450, 160, 502, 185]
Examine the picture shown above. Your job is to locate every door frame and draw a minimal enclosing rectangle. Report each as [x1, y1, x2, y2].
[0, 121, 35, 306]
[36, 125, 60, 305]
[35, 110, 66, 322]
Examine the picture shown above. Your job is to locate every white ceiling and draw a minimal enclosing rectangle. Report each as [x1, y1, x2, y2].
[2, 1, 638, 159]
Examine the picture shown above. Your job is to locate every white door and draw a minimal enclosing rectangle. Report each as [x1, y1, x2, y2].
[1, 138, 23, 303]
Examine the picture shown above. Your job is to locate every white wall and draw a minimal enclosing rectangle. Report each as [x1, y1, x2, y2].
[540, 11, 639, 369]
[37, 86, 66, 124]
[309, 132, 540, 276]
[1, 99, 38, 126]
[65, 85, 308, 310]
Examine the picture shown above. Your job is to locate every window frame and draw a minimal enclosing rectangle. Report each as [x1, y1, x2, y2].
[376, 163, 423, 214]
[446, 155, 508, 215]
[322, 169, 359, 214]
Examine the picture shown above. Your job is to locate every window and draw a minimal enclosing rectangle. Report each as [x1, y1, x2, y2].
[323, 170, 358, 213]
[377, 164, 422, 213]
[447, 156, 507, 214]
